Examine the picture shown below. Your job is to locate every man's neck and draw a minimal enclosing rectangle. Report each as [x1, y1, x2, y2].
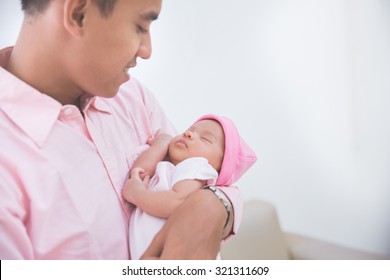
[6, 21, 84, 107]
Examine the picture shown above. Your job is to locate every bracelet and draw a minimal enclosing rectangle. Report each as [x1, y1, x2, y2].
[204, 185, 232, 230]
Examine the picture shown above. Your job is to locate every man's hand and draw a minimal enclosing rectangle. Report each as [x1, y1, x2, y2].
[141, 189, 232, 259]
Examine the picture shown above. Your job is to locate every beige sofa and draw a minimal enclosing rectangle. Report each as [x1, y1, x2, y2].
[221, 199, 389, 260]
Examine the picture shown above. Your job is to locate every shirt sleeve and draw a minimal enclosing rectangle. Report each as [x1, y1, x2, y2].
[216, 185, 243, 241]
[0, 173, 33, 259]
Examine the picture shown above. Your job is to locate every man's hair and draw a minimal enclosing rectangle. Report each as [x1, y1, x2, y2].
[21, 0, 117, 17]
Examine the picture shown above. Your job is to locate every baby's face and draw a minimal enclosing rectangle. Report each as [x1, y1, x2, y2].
[168, 119, 225, 171]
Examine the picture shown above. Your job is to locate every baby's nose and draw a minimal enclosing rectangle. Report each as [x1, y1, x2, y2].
[183, 131, 193, 139]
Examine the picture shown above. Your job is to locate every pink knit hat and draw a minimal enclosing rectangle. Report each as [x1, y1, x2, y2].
[195, 114, 257, 186]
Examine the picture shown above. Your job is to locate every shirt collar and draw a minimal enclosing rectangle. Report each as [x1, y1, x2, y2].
[80, 93, 111, 114]
[0, 47, 110, 147]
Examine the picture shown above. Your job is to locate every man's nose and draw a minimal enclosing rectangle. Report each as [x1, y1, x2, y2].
[137, 33, 152, 60]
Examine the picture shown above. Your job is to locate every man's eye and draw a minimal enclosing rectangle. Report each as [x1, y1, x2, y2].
[136, 25, 148, 34]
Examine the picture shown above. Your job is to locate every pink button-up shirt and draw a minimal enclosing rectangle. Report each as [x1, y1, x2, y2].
[0, 47, 242, 259]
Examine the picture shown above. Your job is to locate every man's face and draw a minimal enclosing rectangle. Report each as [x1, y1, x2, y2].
[69, 0, 162, 98]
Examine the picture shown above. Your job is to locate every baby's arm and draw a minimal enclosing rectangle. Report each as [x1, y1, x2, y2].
[132, 131, 172, 178]
[123, 168, 205, 219]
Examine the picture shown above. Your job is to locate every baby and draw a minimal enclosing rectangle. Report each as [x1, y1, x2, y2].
[122, 114, 257, 259]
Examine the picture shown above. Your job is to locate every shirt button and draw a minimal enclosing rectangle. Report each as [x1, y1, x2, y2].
[64, 108, 73, 115]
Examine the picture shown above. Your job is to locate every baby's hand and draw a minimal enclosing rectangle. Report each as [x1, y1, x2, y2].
[147, 130, 172, 146]
[122, 167, 151, 205]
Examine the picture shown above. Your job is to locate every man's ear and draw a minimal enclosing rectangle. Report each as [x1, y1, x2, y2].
[63, 0, 89, 37]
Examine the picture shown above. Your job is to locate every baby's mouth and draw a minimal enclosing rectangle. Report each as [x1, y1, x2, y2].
[176, 139, 187, 148]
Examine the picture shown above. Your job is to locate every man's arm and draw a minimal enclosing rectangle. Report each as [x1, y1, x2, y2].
[141, 189, 234, 259]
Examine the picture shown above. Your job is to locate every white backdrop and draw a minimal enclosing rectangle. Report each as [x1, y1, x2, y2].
[1, 0, 389, 257]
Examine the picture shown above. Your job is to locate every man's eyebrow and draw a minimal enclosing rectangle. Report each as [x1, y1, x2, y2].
[140, 11, 159, 21]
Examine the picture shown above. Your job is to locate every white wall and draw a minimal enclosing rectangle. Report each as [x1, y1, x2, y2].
[1, 0, 389, 257]
[0, 1, 23, 47]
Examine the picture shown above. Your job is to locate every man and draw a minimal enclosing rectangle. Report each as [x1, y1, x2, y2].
[0, 0, 242, 259]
